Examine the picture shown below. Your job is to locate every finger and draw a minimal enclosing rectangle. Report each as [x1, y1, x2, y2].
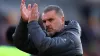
[20, 4, 26, 11]
[21, 0, 26, 8]
[28, 4, 31, 11]
[32, 3, 38, 13]
[21, 2, 26, 9]
[21, 0, 25, 4]
[31, 3, 35, 14]
[35, 4, 38, 12]
[34, 3, 38, 12]
[32, 3, 36, 10]
[20, 3, 23, 11]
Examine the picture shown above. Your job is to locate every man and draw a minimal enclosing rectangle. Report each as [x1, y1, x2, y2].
[0, 26, 31, 56]
[13, 0, 83, 56]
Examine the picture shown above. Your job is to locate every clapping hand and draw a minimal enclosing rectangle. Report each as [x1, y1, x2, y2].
[20, 0, 39, 22]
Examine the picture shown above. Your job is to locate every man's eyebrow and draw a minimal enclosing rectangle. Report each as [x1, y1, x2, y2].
[42, 18, 51, 20]
[48, 18, 53, 20]
[48, 18, 54, 21]
[42, 20, 46, 23]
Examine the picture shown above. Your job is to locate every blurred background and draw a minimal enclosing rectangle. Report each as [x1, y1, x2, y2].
[0, 0, 100, 56]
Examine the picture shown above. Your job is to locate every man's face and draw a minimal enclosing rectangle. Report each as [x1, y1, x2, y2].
[42, 10, 64, 36]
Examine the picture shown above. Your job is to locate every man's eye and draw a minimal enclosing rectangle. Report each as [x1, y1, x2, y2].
[43, 20, 46, 23]
[48, 18, 53, 22]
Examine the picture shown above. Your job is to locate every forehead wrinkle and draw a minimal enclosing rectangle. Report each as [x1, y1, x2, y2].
[42, 10, 56, 20]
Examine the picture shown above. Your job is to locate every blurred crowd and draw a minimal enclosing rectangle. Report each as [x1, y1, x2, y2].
[0, 0, 100, 56]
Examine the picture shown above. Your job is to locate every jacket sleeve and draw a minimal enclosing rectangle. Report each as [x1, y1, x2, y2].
[13, 18, 38, 55]
[27, 20, 82, 53]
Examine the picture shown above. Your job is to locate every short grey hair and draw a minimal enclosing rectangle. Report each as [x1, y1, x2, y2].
[43, 5, 64, 17]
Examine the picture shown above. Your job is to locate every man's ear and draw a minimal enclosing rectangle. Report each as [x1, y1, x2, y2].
[38, 16, 45, 30]
[61, 16, 65, 25]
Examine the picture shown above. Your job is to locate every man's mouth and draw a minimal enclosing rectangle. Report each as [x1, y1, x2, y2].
[47, 28, 53, 32]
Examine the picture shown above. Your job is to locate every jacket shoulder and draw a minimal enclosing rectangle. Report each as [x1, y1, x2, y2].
[65, 20, 81, 34]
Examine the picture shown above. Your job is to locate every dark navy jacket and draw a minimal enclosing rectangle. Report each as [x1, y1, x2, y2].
[13, 18, 83, 56]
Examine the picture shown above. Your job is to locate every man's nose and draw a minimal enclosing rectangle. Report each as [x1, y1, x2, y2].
[45, 21, 50, 27]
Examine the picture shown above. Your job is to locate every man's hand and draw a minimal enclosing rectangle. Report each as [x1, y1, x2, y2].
[21, 0, 31, 22]
[28, 3, 39, 22]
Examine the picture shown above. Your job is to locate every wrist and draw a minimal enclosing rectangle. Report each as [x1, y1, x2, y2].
[28, 19, 38, 23]
[21, 15, 29, 22]
[21, 17, 28, 22]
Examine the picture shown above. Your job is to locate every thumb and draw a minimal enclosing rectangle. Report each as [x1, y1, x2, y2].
[28, 4, 31, 11]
